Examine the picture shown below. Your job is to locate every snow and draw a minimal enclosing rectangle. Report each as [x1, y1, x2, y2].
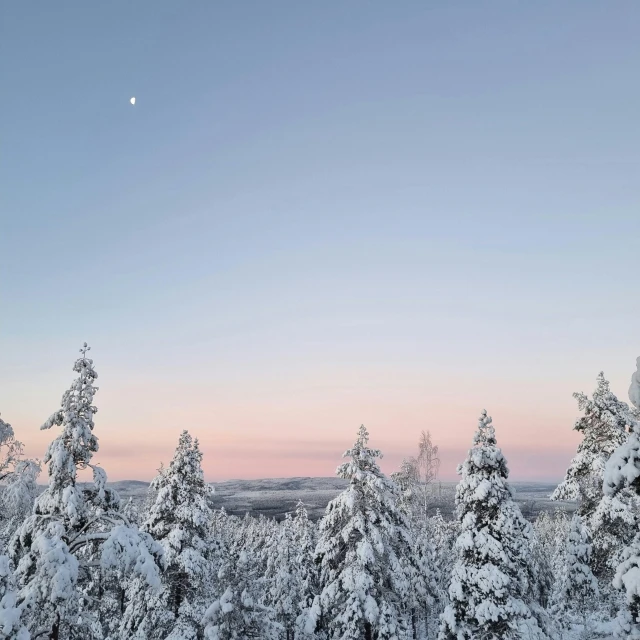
[4, 344, 640, 639]
[630, 357, 640, 410]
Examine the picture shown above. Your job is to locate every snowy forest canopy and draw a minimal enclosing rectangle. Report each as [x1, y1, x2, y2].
[1, 347, 640, 639]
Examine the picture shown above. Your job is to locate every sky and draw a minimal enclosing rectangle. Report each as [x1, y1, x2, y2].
[1, 2, 639, 482]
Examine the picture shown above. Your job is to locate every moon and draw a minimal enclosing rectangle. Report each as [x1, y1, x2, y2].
[130, 97, 136, 105]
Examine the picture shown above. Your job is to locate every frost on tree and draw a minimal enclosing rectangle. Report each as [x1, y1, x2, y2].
[552, 372, 639, 581]
[391, 431, 440, 524]
[0, 555, 29, 640]
[264, 513, 303, 639]
[552, 372, 635, 513]
[438, 411, 547, 640]
[551, 514, 598, 622]
[261, 502, 321, 640]
[531, 510, 570, 610]
[603, 356, 640, 636]
[414, 511, 459, 638]
[130, 430, 215, 640]
[8, 345, 162, 640]
[203, 546, 280, 640]
[0, 416, 25, 486]
[0, 416, 40, 548]
[316, 424, 420, 640]
[290, 501, 322, 639]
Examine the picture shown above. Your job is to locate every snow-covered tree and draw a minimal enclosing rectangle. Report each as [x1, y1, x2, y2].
[122, 497, 140, 526]
[438, 410, 547, 640]
[552, 372, 639, 584]
[261, 503, 322, 640]
[552, 372, 636, 514]
[263, 514, 300, 639]
[531, 509, 570, 609]
[289, 501, 321, 640]
[0, 417, 40, 549]
[316, 424, 418, 640]
[203, 545, 280, 640]
[0, 555, 28, 640]
[552, 514, 598, 619]
[9, 345, 162, 640]
[132, 430, 215, 639]
[0, 460, 40, 551]
[0, 417, 24, 486]
[392, 431, 441, 525]
[415, 431, 440, 517]
[391, 458, 420, 522]
[424, 511, 458, 622]
[631, 357, 640, 411]
[603, 357, 640, 636]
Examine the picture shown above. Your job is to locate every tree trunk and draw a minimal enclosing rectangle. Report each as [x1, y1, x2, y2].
[174, 582, 182, 618]
[364, 621, 373, 640]
[49, 613, 60, 640]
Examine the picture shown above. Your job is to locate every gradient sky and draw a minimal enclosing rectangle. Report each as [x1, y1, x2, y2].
[1, 2, 639, 482]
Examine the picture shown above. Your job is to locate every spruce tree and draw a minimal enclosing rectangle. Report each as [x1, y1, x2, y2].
[203, 545, 280, 640]
[552, 372, 639, 582]
[603, 357, 640, 636]
[425, 510, 458, 631]
[315, 424, 416, 640]
[0, 417, 40, 549]
[552, 514, 598, 620]
[136, 430, 216, 639]
[263, 514, 300, 639]
[438, 411, 547, 640]
[291, 501, 321, 640]
[531, 510, 570, 610]
[0, 555, 28, 640]
[9, 345, 162, 640]
[392, 461, 438, 638]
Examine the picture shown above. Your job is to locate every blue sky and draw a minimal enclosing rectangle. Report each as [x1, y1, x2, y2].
[1, 2, 639, 480]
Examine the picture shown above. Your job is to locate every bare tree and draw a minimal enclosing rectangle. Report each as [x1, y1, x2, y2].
[392, 431, 441, 522]
[416, 430, 440, 518]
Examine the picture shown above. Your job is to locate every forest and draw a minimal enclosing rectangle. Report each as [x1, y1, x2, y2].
[1, 345, 640, 640]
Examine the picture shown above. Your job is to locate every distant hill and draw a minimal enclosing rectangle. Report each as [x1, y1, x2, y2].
[75, 477, 572, 522]
[27, 478, 571, 521]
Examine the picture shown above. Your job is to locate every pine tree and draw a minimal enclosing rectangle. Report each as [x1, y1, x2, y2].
[552, 372, 636, 514]
[425, 510, 458, 631]
[291, 501, 321, 640]
[9, 345, 162, 640]
[203, 545, 280, 640]
[0, 417, 40, 550]
[438, 411, 547, 640]
[552, 372, 639, 583]
[134, 430, 215, 639]
[552, 514, 598, 620]
[531, 510, 570, 609]
[123, 497, 140, 526]
[264, 514, 299, 639]
[603, 357, 640, 636]
[315, 424, 416, 640]
[392, 464, 438, 638]
[0, 555, 28, 640]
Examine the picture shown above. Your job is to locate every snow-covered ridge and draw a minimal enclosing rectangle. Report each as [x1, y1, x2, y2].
[54, 477, 571, 521]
